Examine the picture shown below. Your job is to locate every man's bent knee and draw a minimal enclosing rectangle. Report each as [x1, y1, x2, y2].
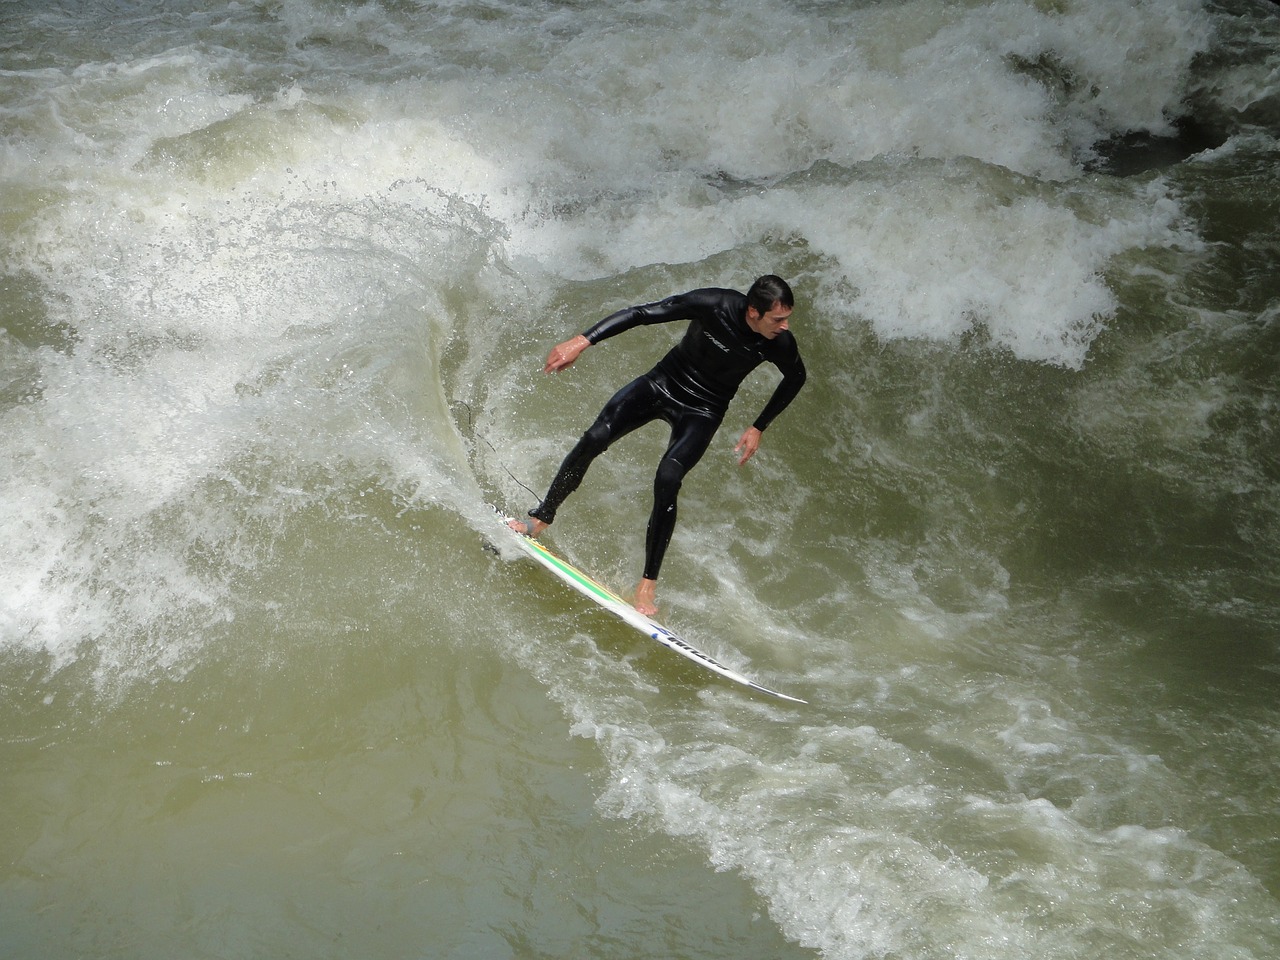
[653, 457, 687, 502]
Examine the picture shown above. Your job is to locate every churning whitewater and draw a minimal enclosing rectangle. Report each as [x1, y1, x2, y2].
[2, 1, 1278, 958]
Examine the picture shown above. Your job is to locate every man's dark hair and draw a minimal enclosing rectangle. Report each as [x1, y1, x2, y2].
[746, 275, 794, 314]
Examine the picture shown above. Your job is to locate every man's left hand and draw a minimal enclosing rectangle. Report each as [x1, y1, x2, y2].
[734, 426, 762, 466]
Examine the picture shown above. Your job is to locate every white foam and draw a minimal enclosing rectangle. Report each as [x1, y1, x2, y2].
[9, 0, 1204, 375]
[1, 60, 513, 675]
[2, 5, 1274, 957]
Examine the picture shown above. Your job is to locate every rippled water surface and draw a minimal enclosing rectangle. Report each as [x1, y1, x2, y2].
[2, 1, 1278, 957]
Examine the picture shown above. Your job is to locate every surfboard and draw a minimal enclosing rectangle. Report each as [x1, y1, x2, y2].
[498, 513, 806, 704]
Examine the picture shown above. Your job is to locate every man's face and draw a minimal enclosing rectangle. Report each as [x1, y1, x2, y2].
[747, 302, 793, 339]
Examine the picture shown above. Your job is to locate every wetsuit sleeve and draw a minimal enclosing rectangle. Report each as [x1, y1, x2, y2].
[753, 342, 807, 432]
[581, 290, 719, 344]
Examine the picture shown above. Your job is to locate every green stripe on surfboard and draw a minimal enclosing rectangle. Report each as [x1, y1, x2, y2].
[496, 510, 807, 704]
[523, 537, 625, 606]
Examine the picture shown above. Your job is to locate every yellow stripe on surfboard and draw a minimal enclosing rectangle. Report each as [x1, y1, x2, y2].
[498, 511, 806, 704]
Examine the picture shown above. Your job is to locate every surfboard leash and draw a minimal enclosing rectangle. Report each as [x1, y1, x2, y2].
[453, 399, 541, 502]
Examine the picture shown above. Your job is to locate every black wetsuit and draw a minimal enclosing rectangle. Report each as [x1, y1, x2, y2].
[530, 287, 807, 581]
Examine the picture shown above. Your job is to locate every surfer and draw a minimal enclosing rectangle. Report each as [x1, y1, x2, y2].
[510, 275, 807, 617]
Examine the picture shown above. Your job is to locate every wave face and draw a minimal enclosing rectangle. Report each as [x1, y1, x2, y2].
[2, 1, 1278, 957]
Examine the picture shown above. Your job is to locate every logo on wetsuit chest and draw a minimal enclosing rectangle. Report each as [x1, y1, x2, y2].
[700, 323, 765, 362]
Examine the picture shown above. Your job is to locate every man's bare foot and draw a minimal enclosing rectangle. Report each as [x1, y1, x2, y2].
[633, 577, 659, 617]
[507, 517, 548, 538]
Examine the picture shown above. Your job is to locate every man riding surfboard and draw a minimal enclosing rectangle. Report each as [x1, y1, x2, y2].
[510, 275, 807, 617]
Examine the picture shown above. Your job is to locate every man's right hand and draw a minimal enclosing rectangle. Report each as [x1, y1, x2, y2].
[544, 334, 591, 373]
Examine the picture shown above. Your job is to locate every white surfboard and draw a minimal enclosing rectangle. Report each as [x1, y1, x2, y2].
[499, 513, 806, 704]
